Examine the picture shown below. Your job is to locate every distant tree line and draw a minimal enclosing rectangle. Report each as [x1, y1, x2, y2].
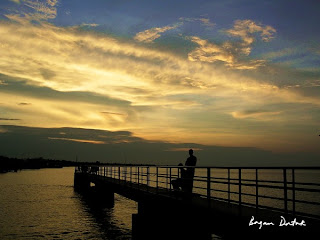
[0, 156, 77, 173]
[0, 156, 158, 173]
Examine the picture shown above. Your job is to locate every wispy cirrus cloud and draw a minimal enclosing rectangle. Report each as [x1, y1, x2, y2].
[101, 111, 126, 116]
[10, 0, 21, 4]
[48, 137, 106, 145]
[179, 17, 215, 28]
[8, 0, 59, 21]
[231, 110, 281, 120]
[80, 23, 99, 27]
[225, 19, 276, 55]
[188, 36, 266, 69]
[134, 17, 215, 44]
[199, 18, 215, 28]
[134, 23, 182, 43]
[187, 19, 276, 69]
[261, 48, 299, 60]
[47, 0, 58, 7]
[260, 47, 320, 70]
[188, 36, 234, 63]
[134, 19, 273, 69]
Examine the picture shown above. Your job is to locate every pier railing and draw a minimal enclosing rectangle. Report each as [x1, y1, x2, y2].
[77, 165, 320, 219]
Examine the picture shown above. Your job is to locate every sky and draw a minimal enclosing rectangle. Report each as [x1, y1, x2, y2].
[0, 0, 319, 165]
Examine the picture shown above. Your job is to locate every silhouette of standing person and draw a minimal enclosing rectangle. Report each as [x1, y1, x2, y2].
[184, 149, 197, 193]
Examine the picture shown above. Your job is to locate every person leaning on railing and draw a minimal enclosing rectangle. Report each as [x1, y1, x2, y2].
[172, 163, 185, 191]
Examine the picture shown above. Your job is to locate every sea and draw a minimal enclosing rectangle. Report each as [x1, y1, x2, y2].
[0, 167, 138, 240]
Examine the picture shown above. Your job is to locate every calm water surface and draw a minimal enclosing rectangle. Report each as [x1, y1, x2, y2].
[0, 167, 138, 240]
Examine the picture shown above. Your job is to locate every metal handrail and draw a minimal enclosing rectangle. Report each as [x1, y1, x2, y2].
[78, 165, 320, 219]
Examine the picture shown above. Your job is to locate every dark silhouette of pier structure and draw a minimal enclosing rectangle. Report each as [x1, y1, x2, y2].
[74, 165, 320, 239]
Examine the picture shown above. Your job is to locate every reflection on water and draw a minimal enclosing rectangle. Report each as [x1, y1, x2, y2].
[0, 167, 137, 240]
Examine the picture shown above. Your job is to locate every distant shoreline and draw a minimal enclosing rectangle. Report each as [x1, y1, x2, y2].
[0, 156, 78, 173]
[0, 155, 150, 174]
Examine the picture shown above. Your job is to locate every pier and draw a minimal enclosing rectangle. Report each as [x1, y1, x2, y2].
[74, 165, 320, 239]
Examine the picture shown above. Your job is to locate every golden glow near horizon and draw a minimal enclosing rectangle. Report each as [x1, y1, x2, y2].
[0, 1, 320, 154]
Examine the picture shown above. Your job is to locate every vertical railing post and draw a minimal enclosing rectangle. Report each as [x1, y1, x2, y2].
[141, 167, 144, 185]
[166, 168, 168, 190]
[207, 167, 211, 204]
[292, 168, 295, 215]
[137, 167, 140, 185]
[147, 167, 150, 190]
[130, 166, 132, 183]
[169, 167, 172, 191]
[104, 166, 106, 177]
[228, 169, 230, 203]
[118, 166, 121, 181]
[283, 168, 288, 213]
[256, 168, 258, 209]
[239, 168, 242, 206]
[156, 167, 159, 191]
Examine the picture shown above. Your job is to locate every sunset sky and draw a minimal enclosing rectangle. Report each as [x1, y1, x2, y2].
[0, 0, 319, 164]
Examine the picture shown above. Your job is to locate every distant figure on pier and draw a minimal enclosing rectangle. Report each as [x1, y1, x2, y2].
[90, 166, 99, 174]
[171, 149, 197, 193]
[171, 163, 186, 191]
[81, 165, 88, 173]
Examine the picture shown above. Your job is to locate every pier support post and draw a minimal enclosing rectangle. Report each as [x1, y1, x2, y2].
[74, 172, 90, 192]
[94, 182, 115, 208]
[74, 173, 115, 207]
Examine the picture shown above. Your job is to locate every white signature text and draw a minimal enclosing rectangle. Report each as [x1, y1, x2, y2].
[249, 216, 306, 229]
